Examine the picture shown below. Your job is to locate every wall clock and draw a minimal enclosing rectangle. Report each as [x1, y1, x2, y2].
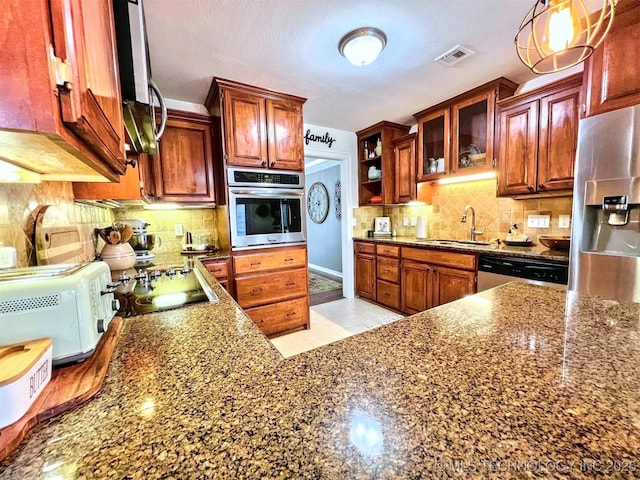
[307, 182, 329, 224]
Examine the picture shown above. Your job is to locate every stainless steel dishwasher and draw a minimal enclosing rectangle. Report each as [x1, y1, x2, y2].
[477, 255, 568, 291]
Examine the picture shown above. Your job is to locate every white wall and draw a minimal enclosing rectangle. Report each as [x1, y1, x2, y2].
[303, 123, 358, 297]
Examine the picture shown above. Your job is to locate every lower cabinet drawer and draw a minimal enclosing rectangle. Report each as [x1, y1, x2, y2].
[235, 267, 308, 308]
[246, 297, 310, 336]
[376, 279, 400, 310]
[203, 260, 228, 279]
[377, 257, 399, 283]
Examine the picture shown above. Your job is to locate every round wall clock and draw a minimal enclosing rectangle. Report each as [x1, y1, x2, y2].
[307, 182, 329, 224]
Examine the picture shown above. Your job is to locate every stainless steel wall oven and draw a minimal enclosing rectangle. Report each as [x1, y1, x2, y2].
[227, 168, 306, 250]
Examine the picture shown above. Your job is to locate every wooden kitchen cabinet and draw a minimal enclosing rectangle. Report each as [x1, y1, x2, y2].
[205, 78, 306, 171]
[497, 74, 581, 196]
[414, 78, 517, 182]
[354, 241, 376, 300]
[153, 110, 216, 203]
[401, 247, 476, 315]
[0, 0, 125, 182]
[72, 152, 155, 201]
[203, 258, 231, 293]
[375, 244, 401, 310]
[393, 133, 417, 204]
[233, 245, 309, 336]
[356, 121, 411, 205]
[582, 1, 640, 118]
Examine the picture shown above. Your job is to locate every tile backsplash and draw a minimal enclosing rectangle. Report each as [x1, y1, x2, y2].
[113, 207, 219, 254]
[353, 178, 573, 243]
[0, 182, 113, 267]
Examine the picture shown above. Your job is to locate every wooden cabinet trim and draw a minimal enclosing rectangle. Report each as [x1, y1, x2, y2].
[355, 241, 376, 254]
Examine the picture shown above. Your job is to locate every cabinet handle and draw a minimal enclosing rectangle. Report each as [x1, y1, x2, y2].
[261, 160, 267, 166]
[270, 161, 276, 167]
[286, 311, 296, 317]
[286, 282, 295, 287]
[538, 183, 546, 190]
[250, 261, 262, 267]
[527, 185, 534, 191]
[251, 287, 263, 294]
[284, 258, 294, 262]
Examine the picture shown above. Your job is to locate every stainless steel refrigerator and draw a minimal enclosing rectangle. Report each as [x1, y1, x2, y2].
[569, 104, 640, 302]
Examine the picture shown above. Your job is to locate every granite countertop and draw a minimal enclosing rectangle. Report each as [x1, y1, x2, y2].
[354, 236, 570, 263]
[2, 268, 639, 478]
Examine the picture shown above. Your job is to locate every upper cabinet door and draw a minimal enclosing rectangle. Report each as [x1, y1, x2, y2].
[222, 89, 268, 167]
[451, 90, 495, 173]
[266, 99, 303, 170]
[537, 85, 581, 192]
[416, 108, 450, 181]
[583, 2, 640, 117]
[496, 100, 539, 196]
[393, 133, 417, 203]
[154, 113, 215, 202]
[51, 0, 125, 174]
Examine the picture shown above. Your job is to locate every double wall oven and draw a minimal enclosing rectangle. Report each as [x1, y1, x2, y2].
[227, 168, 306, 250]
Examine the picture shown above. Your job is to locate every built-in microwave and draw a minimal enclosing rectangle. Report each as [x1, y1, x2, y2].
[228, 168, 306, 250]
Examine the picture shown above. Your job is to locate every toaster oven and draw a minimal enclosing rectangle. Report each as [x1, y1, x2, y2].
[0, 262, 119, 365]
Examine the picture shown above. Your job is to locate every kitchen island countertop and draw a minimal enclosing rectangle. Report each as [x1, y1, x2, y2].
[354, 236, 570, 263]
[1, 264, 638, 478]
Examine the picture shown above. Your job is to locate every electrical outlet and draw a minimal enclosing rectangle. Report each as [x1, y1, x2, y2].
[403, 217, 409, 226]
[174, 224, 184, 236]
[527, 215, 550, 228]
[352, 218, 357, 227]
[410, 217, 417, 227]
[558, 215, 571, 228]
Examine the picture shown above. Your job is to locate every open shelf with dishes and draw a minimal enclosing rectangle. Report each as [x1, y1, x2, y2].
[356, 121, 410, 206]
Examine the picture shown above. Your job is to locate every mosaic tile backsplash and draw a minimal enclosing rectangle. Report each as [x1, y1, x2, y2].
[353, 179, 573, 243]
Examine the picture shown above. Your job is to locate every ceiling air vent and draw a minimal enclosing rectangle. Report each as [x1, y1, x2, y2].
[434, 45, 475, 66]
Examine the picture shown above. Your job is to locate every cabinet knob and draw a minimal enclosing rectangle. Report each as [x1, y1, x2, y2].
[538, 183, 546, 190]
[270, 161, 276, 167]
[261, 160, 267, 166]
[527, 185, 534, 191]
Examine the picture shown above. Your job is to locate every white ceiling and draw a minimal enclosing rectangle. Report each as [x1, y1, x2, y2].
[144, 0, 548, 132]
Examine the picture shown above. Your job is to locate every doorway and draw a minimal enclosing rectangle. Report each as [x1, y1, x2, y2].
[303, 146, 355, 303]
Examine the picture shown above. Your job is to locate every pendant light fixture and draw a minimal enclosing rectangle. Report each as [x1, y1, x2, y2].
[515, 0, 616, 74]
[338, 27, 387, 66]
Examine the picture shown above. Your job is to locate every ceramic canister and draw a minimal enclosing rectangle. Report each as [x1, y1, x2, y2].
[100, 243, 137, 271]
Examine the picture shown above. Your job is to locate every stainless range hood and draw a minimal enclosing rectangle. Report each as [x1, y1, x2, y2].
[113, 0, 166, 154]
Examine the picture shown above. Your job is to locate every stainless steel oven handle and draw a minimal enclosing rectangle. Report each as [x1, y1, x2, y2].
[229, 189, 304, 197]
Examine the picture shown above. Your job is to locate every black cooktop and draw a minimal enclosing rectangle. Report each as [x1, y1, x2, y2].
[112, 261, 217, 317]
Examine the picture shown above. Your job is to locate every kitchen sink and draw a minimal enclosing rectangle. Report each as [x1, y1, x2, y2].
[424, 239, 491, 246]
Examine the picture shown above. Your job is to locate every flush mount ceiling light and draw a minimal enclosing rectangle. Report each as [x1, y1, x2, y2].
[515, 0, 616, 74]
[338, 27, 387, 66]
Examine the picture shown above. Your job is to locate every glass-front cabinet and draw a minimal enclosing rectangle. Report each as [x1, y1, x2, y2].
[416, 108, 449, 181]
[451, 92, 493, 173]
[414, 78, 517, 182]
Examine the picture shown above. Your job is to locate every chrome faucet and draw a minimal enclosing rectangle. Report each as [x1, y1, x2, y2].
[461, 205, 485, 241]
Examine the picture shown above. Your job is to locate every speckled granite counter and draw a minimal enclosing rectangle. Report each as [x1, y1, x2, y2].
[2, 271, 639, 478]
[354, 236, 570, 263]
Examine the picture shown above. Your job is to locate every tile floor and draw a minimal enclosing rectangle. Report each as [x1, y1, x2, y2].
[269, 298, 404, 358]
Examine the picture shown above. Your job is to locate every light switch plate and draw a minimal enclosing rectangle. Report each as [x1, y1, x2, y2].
[527, 215, 550, 228]
[559, 215, 571, 228]
[410, 217, 417, 227]
[174, 224, 184, 236]
[403, 217, 408, 226]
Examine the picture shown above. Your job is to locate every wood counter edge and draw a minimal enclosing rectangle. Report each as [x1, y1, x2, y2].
[0, 316, 123, 462]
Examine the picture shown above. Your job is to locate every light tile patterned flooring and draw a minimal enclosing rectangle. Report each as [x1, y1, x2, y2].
[269, 298, 404, 358]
